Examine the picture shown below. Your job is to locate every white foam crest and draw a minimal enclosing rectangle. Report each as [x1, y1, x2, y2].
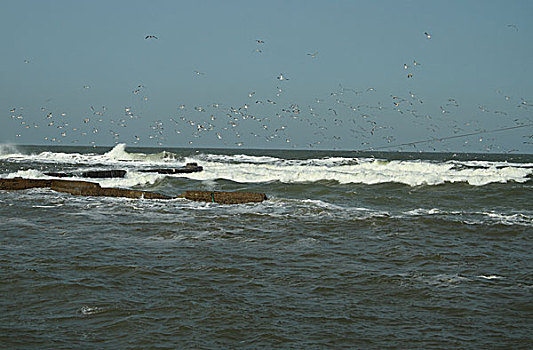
[2, 146, 531, 186]
[3, 168, 163, 189]
[406, 208, 443, 216]
[96, 171, 164, 188]
[197, 153, 360, 167]
[80, 305, 104, 316]
[482, 211, 533, 227]
[198, 153, 285, 164]
[1, 144, 183, 166]
[34, 151, 97, 164]
[1, 149, 102, 165]
[452, 160, 533, 169]
[403, 207, 532, 227]
[6, 169, 48, 179]
[171, 158, 532, 186]
[102, 143, 180, 163]
[478, 275, 504, 280]
[233, 197, 390, 220]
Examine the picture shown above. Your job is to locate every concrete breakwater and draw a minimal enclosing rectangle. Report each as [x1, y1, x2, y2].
[0, 178, 267, 204]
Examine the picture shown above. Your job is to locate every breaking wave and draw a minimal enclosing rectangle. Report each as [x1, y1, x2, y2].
[102, 143, 182, 163]
[178, 157, 532, 186]
[1, 144, 531, 186]
[0, 144, 21, 157]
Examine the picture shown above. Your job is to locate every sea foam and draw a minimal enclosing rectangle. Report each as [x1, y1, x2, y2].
[174, 158, 532, 186]
[2, 144, 531, 186]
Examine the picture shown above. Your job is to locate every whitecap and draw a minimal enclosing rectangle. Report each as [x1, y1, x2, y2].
[482, 211, 533, 227]
[102, 143, 181, 163]
[3, 146, 531, 187]
[168, 158, 531, 186]
[478, 275, 504, 280]
[80, 305, 103, 316]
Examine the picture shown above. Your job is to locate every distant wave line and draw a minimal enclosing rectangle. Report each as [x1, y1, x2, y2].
[357, 123, 533, 152]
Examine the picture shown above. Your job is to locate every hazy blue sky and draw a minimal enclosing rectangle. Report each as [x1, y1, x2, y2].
[1, 0, 532, 152]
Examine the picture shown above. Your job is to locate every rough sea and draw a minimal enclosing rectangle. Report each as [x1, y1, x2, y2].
[1, 144, 532, 349]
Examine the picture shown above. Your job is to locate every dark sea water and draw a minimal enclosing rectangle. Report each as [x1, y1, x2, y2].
[1, 144, 532, 349]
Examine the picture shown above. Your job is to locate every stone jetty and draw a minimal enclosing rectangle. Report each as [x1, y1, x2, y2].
[0, 178, 267, 204]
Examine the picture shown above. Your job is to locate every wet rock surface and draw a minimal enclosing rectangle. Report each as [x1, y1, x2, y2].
[138, 163, 203, 174]
[43, 163, 202, 178]
[0, 178, 172, 199]
[179, 190, 267, 204]
[44, 170, 127, 178]
[0, 178, 267, 204]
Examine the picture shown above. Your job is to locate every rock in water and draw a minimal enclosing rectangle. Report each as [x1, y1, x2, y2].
[0, 178, 171, 199]
[139, 163, 203, 174]
[81, 170, 127, 178]
[179, 191, 267, 204]
[44, 170, 127, 178]
[1, 178, 267, 204]
[0, 178, 52, 190]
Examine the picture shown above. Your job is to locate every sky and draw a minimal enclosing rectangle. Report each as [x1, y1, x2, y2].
[1, 0, 532, 153]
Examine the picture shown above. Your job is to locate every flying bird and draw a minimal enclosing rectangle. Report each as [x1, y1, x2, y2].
[424, 31, 431, 39]
[307, 51, 318, 58]
[277, 73, 289, 81]
[507, 24, 518, 32]
[145, 35, 158, 40]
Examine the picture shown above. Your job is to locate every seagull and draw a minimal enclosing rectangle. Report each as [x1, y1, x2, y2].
[507, 24, 518, 32]
[277, 73, 289, 81]
[256, 39, 265, 44]
[145, 35, 158, 39]
[307, 51, 318, 58]
[424, 31, 431, 39]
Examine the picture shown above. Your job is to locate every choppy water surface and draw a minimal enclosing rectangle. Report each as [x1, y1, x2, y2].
[1, 144, 532, 348]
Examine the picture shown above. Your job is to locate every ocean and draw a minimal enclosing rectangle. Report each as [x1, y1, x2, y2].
[1, 144, 532, 349]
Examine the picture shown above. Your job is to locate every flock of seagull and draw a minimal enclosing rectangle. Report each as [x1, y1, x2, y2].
[7, 28, 533, 153]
